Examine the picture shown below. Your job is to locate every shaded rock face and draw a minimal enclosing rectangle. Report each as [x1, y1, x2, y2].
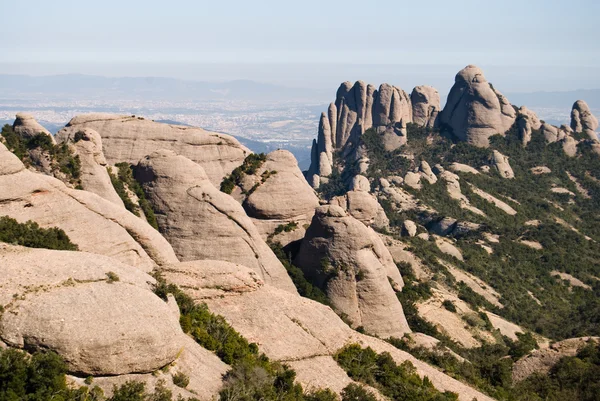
[294, 205, 409, 338]
[570, 100, 599, 141]
[441, 65, 516, 147]
[59, 113, 250, 186]
[135, 149, 297, 293]
[161, 260, 495, 401]
[12, 113, 55, 143]
[518, 107, 542, 146]
[411, 86, 440, 128]
[306, 80, 421, 187]
[55, 127, 124, 206]
[0, 143, 178, 271]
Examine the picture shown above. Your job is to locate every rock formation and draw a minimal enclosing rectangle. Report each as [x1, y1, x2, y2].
[0, 244, 227, 399]
[294, 205, 409, 338]
[0, 142, 178, 271]
[411, 86, 440, 128]
[58, 114, 250, 186]
[491, 150, 515, 178]
[517, 106, 542, 146]
[160, 259, 494, 401]
[12, 113, 55, 143]
[134, 149, 297, 293]
[331, 190, 389, 230]
[55, 127, 124, 206]
[570, 100, 599, 141]
[441, 65, 516, 147]
[233, 150, 320, 246]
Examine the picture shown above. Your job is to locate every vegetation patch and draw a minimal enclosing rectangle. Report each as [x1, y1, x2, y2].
[0, 216, 78, 251]
[220, 153, 267, 194]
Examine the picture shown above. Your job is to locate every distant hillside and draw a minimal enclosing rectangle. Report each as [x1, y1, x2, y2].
[0, 74, 329, 102]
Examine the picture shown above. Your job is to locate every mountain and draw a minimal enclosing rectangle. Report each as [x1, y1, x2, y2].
[0, 74, 329, 101]
[1, 65, 599, 401]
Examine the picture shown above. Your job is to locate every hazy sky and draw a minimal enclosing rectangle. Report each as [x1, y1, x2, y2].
[1, 0, 599, 91]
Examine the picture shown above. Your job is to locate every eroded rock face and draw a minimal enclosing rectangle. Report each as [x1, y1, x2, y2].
[570, 100, 599, 141]
[518, 107, 542, 146]
[134, 149, 297, 293]
[55, 127, 124, 206]
[0, 143, 178, 271]
[294, 205, 409, 338]
[13, 113, 55, 143]
[59, 114, 250, 186]
[441, 65, 516, 147]
[411, 86, 440, 128]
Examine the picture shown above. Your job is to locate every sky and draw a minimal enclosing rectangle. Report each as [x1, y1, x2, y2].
[1, 0, 599, 92]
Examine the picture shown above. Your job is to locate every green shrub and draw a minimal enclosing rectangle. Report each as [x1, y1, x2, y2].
[340, 384, 377, 401]
[172, 372, 189, 388]
[0, 216, 78, 251]
[106, 271, 120, 283]
[220, 153, 267, 194]
[442, 300, 457, 313]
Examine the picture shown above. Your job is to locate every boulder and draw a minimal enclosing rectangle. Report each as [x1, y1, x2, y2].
[448, 162, 479, 175]
[404, 171, 422, 189]
[492, 150, 515, 179]
[419, 160, 437, 184]
[0, 143, 178, 271]
[59, 114, 250, 186]
[350, 174, 371, 191]
[541, 123, 559, 143]
[134, 149, 297, 293]
[570, 100, 599, 141]
[441, 65, 516, 147]
[403, 220, 418, 237]
[331, 190, 389, 230]
[411, 86, 440, 128]
[12, 113, 55, 143]
[240, 150, 319, 220]
[55, 127, 124, 206]
[0, 245, 184, 376]
[294, 206, 409, 338]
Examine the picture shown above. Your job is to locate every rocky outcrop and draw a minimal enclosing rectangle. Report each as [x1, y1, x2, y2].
[59, 113, 250, 186]
[331, 190, 389, 230]
[513, 337, 599, 382]
[0, 143, 178, 271]
[0, 244, 227, 398]
[55, 127, 124, 206]
[492, 150, 515, 178]
[441, 65, 516, 147]
[161, 259, 494, 401]
[294, 205, 408, 338]
[517, 106, 542, 146]
[306, 80, 421, 187]
[0, 245, 183, 376]
[571, 100, 599, 141]
[12, 113, 55, 143]
[234, 150, 320, 245]
[411, 86, 440, 128]
[134, 149, 297, 293]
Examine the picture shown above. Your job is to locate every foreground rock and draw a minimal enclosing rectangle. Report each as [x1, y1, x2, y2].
[0, 143, 178, 270]
[59, 114, 250, 186]
[294, 205, 409, 338]
[441, 65, 516, 147]
[135, 149, 297, 293]
[55, 127, 124, 206]
[161, 260, 494, 401]
[0, 245, 227, 399]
